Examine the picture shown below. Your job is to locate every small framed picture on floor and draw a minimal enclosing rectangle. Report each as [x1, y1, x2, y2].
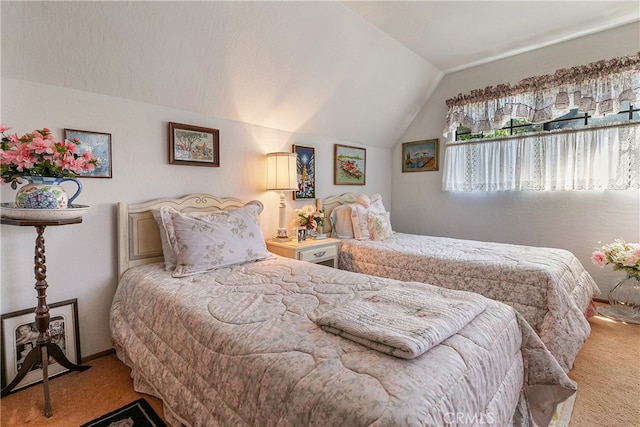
[1, 299, 81, 393]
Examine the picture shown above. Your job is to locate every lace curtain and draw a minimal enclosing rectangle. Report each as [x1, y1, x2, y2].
[442, 122, 640, 192]
[443, 53, 640, 137]
[441, 53, 640, 192]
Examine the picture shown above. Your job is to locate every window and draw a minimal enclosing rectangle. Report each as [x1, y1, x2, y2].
[455, 103, 639, 141]
[442, 54, 640, 192]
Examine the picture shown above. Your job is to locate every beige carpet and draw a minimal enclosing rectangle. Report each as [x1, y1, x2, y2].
[1, 311, 638, 426]
[568, 311, 640, 427]
[0, 354, 165, 426]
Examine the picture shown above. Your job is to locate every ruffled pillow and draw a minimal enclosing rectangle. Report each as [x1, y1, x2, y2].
[160, 201, 270, 277]
[355, 194, 371, 208]
[152, 208, 177, 271]
[350, 204, 370, 240]
[367, 211, 393, 240]
[368, 194, 386, 214]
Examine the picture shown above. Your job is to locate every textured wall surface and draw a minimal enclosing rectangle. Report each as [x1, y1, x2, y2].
[1, 1, 441, 148]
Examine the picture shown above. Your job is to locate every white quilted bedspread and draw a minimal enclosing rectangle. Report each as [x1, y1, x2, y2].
[110, 257, 575, 427]
[338, 233, 600, 371]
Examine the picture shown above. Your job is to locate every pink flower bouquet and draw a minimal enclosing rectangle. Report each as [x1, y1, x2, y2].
[0, 125, 98, 189]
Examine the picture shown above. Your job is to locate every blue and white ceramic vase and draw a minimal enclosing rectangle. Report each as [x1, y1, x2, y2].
[15, 176, 82, 209]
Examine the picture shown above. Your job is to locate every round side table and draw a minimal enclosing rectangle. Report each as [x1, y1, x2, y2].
[1, 216, 91, 417]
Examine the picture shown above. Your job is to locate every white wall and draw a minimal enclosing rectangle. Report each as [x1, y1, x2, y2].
[393, 22, 640, 297]
[1, 1, 441, 149]
[0, 78, 392, 358]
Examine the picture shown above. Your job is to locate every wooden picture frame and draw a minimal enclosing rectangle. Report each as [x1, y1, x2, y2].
[334, 144, 366, 185]
[1, 299, 81, 393]
[168, 122, 220, 167]
[402, 139, 439, 172]
[292, 145, 316, 200]
[64, 129, 112, 178]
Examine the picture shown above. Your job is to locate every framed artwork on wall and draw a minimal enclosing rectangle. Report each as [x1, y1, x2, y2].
[168, 122, 220, 167]
[402, 139, 439, 172]
[64, 129, 112, 178]
[334, 144, 366, 185]
[1, 299, 81, 393]
[292, 145, 316, 200]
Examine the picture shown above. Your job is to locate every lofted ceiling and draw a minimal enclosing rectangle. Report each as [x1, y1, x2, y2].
[343, 1, 640, 73]
[2, 1, 638, 149]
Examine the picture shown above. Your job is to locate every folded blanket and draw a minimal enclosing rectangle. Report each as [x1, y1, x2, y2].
[315, 283, 487, 359]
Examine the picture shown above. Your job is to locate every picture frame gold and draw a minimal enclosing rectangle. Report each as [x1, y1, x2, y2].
[168, 122, 220, 167]
[334, 144, 366, 185]
[402, 139, 439, 172]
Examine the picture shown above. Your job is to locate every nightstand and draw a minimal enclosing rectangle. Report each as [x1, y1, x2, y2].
[266, 237, 340, 268]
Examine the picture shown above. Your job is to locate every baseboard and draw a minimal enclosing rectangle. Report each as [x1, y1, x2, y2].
[82, 348, 116, 363]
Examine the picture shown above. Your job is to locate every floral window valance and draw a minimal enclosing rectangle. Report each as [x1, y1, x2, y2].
[443, 53, 640, 138]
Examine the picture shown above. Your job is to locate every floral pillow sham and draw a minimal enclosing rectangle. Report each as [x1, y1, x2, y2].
[351, 194, 390, 240]
[367, 211, 394, 240]
[159, 201, 270, 277]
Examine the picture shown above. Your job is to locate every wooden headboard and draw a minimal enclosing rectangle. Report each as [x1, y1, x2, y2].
[117, 193, 246, 278]
[322, 193, 360, 233]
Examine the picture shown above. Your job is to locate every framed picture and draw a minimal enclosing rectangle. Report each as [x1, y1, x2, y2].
[402, 139, 439, 172]
[169, 122, 220, 167]
[64, 129, 112, 178]
[292, 145, 316, 200]
[334, 144, 366, 185]
[1, 299, 81, 393]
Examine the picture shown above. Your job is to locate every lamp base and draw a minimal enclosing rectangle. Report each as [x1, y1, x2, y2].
[273, 227, 290, 241]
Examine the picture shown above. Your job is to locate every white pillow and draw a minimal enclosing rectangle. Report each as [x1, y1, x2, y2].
[330, 204, 355, 238]
[160, 201, 269, 277]
[350, 204, 370, 240]
[355, 194, 371, 208]
[367, 211, 393, 240]
[368, 194, 386, 214]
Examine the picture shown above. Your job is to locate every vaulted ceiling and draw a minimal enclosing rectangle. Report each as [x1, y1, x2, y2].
[2, 1, 638, 148]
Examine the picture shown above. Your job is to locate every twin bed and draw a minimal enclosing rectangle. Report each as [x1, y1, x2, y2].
[110, 193, 578, 427]
[323, 193, 600, 372]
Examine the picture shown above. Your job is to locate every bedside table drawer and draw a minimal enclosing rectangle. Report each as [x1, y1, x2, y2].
[298, 244, 337, 262]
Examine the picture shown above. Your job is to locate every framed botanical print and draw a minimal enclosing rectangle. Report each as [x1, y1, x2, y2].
[168, 122, 220, 167]
[334, 144, 366, 185]
[402, 139, 439, 172]
[292, 145, 315, 199]
[64, 129, 112, 178]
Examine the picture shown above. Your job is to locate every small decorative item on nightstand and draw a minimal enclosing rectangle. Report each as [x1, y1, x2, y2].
[295, 204, 325, 239]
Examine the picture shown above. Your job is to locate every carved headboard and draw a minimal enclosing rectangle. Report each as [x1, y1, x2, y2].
[117, 193, 246, 278]
[321, 193, 360, 233]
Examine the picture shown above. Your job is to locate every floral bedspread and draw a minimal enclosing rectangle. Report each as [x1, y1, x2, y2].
[338, 233, 600, 371]
[110, 258, 575, 427]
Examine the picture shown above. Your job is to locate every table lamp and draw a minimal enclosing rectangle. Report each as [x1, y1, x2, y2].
[266, 152, 298, 240]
